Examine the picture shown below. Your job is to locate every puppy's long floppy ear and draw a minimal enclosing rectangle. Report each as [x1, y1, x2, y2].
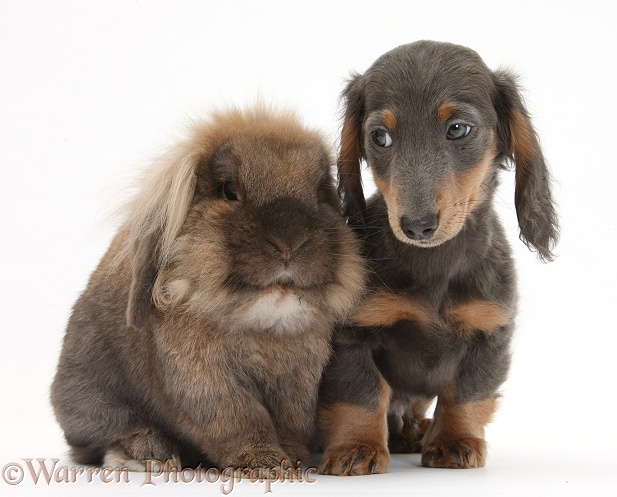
[492, 70, 559, 262]
[124, 144, 200, 328]
[338, 73, 367, 226]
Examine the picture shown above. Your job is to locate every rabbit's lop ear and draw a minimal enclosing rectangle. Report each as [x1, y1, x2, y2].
[126, 232, 159, 329]
[124, 142, 201, 328]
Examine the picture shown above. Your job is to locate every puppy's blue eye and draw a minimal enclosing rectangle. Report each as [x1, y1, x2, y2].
[447, 123, 472, 140]
[371, 129, 393, 148]
[222, 181, 238, 201]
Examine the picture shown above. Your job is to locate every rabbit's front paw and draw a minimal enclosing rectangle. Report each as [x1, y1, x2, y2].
[103, 427, 180, 472]
[103, 448, 180, 472]
[223, 448, 291, 474]
[280, 440, 309, 466]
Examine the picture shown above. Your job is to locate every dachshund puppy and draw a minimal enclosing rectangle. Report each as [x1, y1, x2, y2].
[51, 106, 366, 472]
[319, 41, 558, 474]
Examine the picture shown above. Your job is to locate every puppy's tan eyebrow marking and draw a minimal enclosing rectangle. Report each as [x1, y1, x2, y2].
[381, 109, 397, 129]
[437, 102, 457, 122]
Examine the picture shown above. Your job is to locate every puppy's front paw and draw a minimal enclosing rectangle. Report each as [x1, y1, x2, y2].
[421, 436, 486, 469]
[319, 443, 390, 476]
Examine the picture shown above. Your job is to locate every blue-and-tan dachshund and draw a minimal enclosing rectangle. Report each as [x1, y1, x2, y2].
[319, 40, 559, 474]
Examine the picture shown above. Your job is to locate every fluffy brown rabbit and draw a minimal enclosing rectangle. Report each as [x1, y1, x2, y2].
[50, 106, 366, 472]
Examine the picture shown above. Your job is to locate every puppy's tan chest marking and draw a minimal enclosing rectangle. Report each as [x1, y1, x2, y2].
[353, 291, 437, 328]
[446, 300, 511, 338]
[353, 291, 510, 338]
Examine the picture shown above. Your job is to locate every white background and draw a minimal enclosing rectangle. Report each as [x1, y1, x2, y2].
[1, 0, 616, 495]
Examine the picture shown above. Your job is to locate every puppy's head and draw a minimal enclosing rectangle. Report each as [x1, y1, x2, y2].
[339, 40, 558, 260]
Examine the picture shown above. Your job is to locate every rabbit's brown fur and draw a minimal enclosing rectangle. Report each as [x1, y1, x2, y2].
[51, 106, 366, 472]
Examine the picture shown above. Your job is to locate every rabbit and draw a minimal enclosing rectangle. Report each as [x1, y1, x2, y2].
[50, 106, 366, 473]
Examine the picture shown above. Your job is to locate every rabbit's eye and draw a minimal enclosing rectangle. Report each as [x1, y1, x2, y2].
[222, 181, 238, 201]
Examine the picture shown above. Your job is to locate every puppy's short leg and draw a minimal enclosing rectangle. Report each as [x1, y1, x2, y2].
[318, 341, 391, 476]
[421, 389, 497, 469]
[421, 319, 511, 468]
[103, 427, 180, 472]
[388, 397, 433, 453]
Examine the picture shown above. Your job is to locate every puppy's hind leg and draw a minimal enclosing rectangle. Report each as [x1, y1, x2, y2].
[388, 396, 433, 454]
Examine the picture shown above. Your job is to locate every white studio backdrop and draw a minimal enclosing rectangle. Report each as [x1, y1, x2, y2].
[1, 0, 616, 495]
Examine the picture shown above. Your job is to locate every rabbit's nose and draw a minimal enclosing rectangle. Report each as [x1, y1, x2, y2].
[268, 236, 310, 265]
[269, 243, 292, 264]
[258, 197, 316, 260]
[281, 249, 292, 264]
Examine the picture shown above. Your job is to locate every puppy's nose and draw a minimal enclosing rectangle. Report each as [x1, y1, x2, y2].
[400, 214, 439, 240]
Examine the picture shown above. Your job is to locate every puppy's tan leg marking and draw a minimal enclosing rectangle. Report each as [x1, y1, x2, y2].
[353, 291, 437, 328]
[319, 376, 391, 476]
[422, 389, 498, 469]
[448, 300, 511, 339]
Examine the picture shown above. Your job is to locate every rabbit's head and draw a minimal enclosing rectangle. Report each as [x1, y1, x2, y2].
[122, 106, 365, 333]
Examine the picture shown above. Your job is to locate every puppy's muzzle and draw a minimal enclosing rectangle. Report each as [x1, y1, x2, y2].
[400, 213, 440, 241]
